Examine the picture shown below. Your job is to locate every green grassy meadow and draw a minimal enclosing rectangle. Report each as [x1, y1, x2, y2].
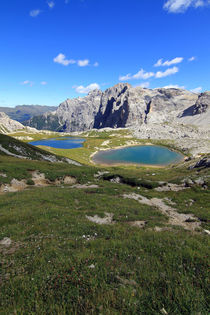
[0, 131, 209, 314]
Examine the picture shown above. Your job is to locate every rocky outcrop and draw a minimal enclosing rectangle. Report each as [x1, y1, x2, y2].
[25, 84, 210, 133]
[189, 157, 210, 169]
[26, 89, 102, 132]
[0, 112, 41, 135]
[56, 89, 102, 131]
[193, 92, 210, 115]
[178, 91, 210, 127]
[0, 112, 25, 133]
[93, 83, 131, 128]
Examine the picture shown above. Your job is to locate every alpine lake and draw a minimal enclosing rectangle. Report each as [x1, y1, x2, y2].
[30, 137, 183, 166]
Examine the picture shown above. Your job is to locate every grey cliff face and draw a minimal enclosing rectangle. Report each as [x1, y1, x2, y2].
[55, 89, 103, 132]
[94, 85, 198, 128]
[94, 84, 131, 128]
[193, 92, 210, 115]
[25, 84, 210, 132]
[178, 91, 210, 127]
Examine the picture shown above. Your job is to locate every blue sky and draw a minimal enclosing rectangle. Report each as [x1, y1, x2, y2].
[0, 0, 210, 107]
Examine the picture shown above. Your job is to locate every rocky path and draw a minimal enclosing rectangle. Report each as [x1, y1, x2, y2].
[123, 193, 201, 231]
[0, 171, 77, 194]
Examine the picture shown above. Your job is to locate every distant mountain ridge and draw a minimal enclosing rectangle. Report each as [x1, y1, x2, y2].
[24, 84, 210, 133]
[0, 105, 57, 122]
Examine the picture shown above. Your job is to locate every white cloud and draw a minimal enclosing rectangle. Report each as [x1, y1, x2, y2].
[188, 56, 196, 61]
[53, 54, 96, 67]
[73, 83, 100, 94]
[163, 0, 210, 13]
[154, 57, 183, 67]
[47, 1, 55, 9]
[119, 69, 154, 81]
[119, 73, 132, 81]
[53, 53, 76, 66]
[133, 69, 155, 80]
[21, 80, 33, 87]
[77, 59, 89, 67]
[30, 10, 41, 17]
[137, 82, 150, 88]
[120, 66, 179, 81]
[154, 59, 164, 67]
[41, 81, 47, 85]
[162, 84, 185, 89]
[155, 66, 179, 78]
[191, 86, 202, 93]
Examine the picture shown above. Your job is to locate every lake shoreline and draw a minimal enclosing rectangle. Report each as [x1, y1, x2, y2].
[90, 144, 185, 167]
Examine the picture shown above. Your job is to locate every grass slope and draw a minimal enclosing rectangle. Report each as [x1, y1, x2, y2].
[0, 144, 209, 314]
[0, 133, 78, 164]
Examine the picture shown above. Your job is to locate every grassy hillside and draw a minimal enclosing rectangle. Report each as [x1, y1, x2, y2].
[0, 137, 209, 314]
[0, 133, 79, 165]
[24, 113, 62, 131]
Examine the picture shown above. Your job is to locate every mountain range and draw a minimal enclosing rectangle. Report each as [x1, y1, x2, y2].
[24, 83, 210, 133]
[0, 105, 57, 122]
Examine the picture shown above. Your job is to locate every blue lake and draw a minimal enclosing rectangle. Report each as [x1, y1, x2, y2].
[92, 145, 183, 166]
[29, 137, 85, 149]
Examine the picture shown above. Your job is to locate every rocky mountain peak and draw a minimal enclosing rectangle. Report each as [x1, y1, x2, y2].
[24, 84, 210, 132]
[104, 83, 131, 98]
[155, 87, 191, 98]
[87, 89, 102, 97]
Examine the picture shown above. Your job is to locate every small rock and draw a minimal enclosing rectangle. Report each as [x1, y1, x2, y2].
[191, 157, 210, 169]
[0, 173, 7, 178]
[188, 199, 194, 206]
[194, 178, 205, 186]
[88, 264, 95, 269]
[128, 221, 146, 228]
[71, 184, 99, 189]
[160, 308, 168, 315]
[204, 229, 210, 235]
[116, 276, 137, 287]
[110, 176, 122, 184]
[63, 176, 77, 185]
[184, 178, 194, 187]
[86, 212, 114, 225]
[0, 237, 12, 247]
[94, 171, 109, 178]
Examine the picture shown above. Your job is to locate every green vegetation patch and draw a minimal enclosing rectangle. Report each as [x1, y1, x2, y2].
[0, 132, 209, 314]
[0, 182, 209, 314]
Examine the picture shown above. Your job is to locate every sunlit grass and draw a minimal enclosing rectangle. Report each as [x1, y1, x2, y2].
[0, 131, 209, 314]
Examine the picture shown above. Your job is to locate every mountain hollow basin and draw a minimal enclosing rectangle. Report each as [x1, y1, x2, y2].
[92, 145, 184, 166]
[29, 137, 85, 149]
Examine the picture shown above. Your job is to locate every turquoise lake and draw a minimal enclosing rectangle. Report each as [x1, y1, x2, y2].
[92, 145, 183, 166]
[30, 138, 183, 166]
[29, 137, 85, 149]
